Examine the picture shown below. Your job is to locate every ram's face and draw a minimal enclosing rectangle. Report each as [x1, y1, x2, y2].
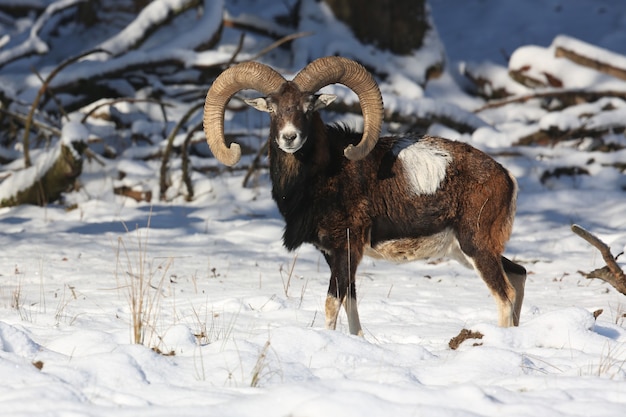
[245, 83, 336, 154]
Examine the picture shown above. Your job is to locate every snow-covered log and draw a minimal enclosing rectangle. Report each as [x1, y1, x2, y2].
[92, 0, 223, 59]
[553, 35, 626, 82]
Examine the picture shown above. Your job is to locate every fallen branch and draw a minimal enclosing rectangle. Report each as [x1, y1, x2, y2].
[553, 35, 626, 82]
[572, 224, 626, 295]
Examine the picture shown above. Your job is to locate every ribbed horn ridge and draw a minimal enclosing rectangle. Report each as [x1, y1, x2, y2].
[203, 62, 286, 166]
[292, 56, 383, 160]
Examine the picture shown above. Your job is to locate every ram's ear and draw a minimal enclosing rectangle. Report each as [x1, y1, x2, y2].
[244, 97, 271, 112]
[313, 94, 337, 111]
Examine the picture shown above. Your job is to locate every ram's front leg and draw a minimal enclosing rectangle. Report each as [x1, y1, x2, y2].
[323, 247, 364, 336]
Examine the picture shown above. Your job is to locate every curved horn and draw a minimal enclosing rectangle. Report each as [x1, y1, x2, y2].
[203, 62, 286, 166]
[292, 56, 383, 160]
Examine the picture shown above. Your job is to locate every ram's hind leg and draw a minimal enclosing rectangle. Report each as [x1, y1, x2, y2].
[469, 252, 518, 327]
[502, 256, 526, 326]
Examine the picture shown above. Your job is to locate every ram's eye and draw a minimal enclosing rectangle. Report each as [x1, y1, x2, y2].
[304, 98, 316, 112]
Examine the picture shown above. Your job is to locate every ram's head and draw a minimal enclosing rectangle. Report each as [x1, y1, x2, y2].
[203, 56, 384, 166]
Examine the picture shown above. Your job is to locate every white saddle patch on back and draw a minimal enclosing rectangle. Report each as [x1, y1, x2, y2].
[393, 138, 452, 195]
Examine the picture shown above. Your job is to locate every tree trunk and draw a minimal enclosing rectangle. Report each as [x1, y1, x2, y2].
[324, 0, 428, 55]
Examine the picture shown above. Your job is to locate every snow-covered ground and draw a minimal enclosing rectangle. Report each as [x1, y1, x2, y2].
[1, 1, 626, 416]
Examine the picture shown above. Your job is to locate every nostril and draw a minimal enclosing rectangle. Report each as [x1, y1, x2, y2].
[283, 132, 297, 142]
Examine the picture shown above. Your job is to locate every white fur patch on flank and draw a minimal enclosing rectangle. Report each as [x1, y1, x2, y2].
[393, 139, 452, 195]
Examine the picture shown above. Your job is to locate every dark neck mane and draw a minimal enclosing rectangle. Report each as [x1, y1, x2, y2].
[269, 115, 329, 250]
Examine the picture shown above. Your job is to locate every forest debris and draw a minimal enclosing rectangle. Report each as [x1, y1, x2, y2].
[449, 329, 484, 350]
[113, 186, 152, 203]
[509, 66, 563, 89]
[508, 45, 564, 89]
[572, 224, 626, 296]
[540, 166, 590, 185]
[462, 61, 530, 99]
[474, 36, 626, 114]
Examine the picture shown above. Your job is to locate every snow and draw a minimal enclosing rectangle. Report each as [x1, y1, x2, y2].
[1, 1, 626, 416]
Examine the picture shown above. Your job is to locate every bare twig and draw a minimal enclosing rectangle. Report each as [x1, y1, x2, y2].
[194, 31, 312, 72]
[242, 139, 269, 187]
[227, 33, 246, 67]
[181, 121, 203, 201]
[31, 67, 69, 121]
[159, 102, 204, 200]
[247, 31, 312, 62]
